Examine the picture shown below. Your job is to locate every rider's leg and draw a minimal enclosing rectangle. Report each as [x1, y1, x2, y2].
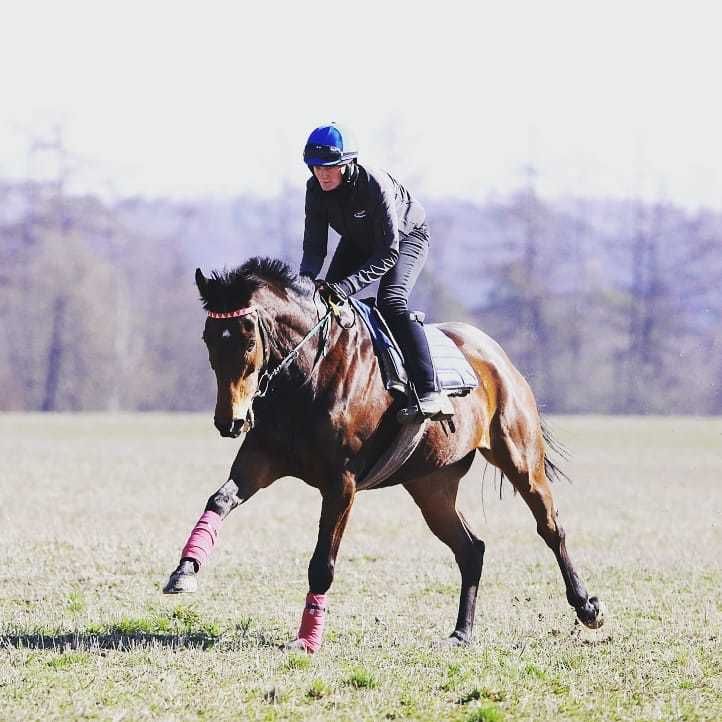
[378, 226, 452, 422]
[388, 311, 436, 395]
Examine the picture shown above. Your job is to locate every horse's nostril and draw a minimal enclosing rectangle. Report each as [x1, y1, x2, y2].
[214, 417, 231, 434]
[214, 417, 243, 438]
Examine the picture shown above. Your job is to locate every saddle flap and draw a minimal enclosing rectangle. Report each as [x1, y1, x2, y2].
[352, 298, 408, 393]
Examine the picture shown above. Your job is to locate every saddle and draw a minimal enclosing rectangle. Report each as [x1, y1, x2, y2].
[345, 298, 478, 491]
[349, 297, 479, 398]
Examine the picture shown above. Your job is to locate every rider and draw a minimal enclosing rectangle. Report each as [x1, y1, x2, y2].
[299, 122, 453, 423]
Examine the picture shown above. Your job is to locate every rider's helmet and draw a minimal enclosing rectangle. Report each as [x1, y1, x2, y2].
[303, 123, 358, 168]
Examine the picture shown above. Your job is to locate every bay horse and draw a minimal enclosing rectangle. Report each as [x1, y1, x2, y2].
[163, 257, 605, 651]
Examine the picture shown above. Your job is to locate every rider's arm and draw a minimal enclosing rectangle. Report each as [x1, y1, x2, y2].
[300, 183, 329, 279]
[334, 176, 400, 296]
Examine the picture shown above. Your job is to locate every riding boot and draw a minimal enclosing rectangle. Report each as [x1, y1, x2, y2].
[386, 312, 454, 424]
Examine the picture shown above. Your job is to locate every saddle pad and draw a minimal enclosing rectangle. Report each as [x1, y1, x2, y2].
[425, 325, 479, 392]
[350, 298, 478, 396]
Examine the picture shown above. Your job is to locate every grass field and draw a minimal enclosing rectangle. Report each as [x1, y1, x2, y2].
[1, 414, 720, 721]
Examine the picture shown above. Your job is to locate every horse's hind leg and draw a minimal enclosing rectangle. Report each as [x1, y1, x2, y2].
[405, 453, 485, 645]
[483, 435, 605, 629]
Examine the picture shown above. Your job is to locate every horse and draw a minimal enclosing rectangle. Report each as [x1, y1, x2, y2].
[163, 257, 605, 651]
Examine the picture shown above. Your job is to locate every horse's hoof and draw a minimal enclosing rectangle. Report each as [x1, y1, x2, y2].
[577, 596, 606, 629]
[435, 631, 470, 648]
[282, 638, 311, 653]
[163, 570, 198, 594]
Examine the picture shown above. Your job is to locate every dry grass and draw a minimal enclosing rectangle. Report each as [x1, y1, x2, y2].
[1, 414, 720, 721]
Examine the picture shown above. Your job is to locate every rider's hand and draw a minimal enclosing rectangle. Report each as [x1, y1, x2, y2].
[316, 280, 347, 307]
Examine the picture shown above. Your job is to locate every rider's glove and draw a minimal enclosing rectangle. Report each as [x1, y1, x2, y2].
[316, 280, 347, 307]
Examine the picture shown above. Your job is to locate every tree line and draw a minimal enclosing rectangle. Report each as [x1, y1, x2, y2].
[1, 172, 719, 414]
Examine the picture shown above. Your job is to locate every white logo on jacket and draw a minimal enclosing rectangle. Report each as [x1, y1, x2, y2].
[353, 210, 367, 219]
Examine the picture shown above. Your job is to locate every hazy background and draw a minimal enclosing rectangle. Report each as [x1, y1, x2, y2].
[1, 1, 720, 413]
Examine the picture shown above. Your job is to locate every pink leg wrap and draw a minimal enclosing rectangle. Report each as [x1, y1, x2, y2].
[295, 592, 328, 653]
[181, 510, 223, 568]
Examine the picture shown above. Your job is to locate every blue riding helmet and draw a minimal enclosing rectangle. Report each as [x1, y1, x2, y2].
[303, 123, 358, 167]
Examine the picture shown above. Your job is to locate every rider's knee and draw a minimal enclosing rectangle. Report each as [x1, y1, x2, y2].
[377, 295, 408, 319]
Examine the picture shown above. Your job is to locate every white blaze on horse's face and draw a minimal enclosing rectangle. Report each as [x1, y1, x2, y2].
[203, 314, 264, 437]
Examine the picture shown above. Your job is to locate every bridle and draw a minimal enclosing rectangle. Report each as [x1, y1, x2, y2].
[207, 306, 260, 320]
[206, 301, 338, 433]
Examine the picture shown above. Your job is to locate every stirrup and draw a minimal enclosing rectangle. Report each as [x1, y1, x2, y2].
[397, 392, 454, 425]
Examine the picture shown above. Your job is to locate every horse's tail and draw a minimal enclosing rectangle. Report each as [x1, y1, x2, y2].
[541, 416, 571, 484]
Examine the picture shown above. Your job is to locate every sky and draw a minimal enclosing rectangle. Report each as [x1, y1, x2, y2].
[2, 0, 722, 209]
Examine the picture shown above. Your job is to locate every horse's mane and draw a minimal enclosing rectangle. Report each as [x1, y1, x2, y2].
[198, 257, 313, 311]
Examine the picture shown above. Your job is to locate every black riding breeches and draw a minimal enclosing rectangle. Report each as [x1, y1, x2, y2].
[326, 225, 436, 394]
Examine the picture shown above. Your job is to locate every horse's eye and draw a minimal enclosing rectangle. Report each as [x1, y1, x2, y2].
[246, 338, 256, 350]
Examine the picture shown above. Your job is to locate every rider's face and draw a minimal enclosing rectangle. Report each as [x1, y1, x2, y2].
[314, 164, 346, 191]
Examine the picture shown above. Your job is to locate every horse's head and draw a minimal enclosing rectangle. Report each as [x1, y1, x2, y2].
[196, 267, 267, 438]
[195, 258, 316, 439]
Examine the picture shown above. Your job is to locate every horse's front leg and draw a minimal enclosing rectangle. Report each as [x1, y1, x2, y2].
[163, 441, 276, 594]
[163, 478, 243, 593]
[287, 475, 355, 653]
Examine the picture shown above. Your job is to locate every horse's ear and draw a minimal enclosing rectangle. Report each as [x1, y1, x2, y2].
[195, 268, 208, 297]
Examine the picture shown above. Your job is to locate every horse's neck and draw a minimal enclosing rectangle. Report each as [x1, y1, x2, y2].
[264, 296, 328, 360]
[254, 297, 391, 478]
[264, 297, 366, 402]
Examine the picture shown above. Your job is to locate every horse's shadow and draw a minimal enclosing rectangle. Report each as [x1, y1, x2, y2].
[1, 628, 285, 652]
[1, 632, 218, 651]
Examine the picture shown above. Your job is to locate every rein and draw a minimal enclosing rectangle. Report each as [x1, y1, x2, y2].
[252, 309, 333, 400]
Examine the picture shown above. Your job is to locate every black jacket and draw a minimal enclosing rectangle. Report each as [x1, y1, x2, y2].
[300, 163, 426, 296]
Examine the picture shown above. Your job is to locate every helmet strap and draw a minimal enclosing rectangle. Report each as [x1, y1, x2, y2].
[343, 161, 358, 185]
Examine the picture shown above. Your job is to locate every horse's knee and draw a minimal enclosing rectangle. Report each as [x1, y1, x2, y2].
[205, 479, 240, 519]
[308, 556, 334, 593]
